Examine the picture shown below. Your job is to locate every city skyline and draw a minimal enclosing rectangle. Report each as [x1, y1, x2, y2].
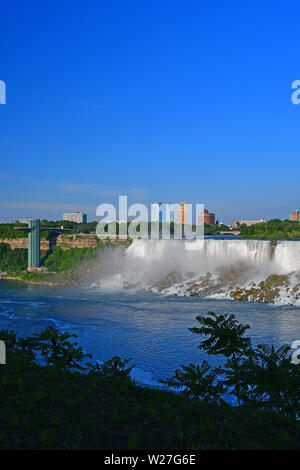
[0, 189, 298, 226]
[2, 201, 299, 227]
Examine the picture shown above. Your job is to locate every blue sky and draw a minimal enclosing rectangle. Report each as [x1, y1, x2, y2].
[1, 0, 300, 224]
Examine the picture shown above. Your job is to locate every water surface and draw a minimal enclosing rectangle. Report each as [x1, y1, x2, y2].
[1, 280, 300, 386]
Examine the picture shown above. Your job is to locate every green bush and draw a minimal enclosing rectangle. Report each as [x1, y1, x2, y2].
[162, 311, 300, 419]
[43, 246, 101, 272]
[0, 243, 27, 271]
[29, 327, 92, 370]
[88, 356, 135, 382]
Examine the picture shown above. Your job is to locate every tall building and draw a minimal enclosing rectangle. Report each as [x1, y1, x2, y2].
[290, 210, 300, 222]
[198, 209, 215, 225]
[178, 202, 188, 224]
[63, 212, 87, 223]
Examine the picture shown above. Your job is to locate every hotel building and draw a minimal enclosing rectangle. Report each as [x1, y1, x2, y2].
[198, 209, 215, 225]
[63, 212, 87, 223]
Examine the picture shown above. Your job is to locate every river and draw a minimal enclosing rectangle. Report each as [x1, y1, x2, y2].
[1, 279, 300, 387]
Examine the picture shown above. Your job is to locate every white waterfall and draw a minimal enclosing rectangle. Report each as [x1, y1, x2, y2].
[124, 238, 300, 273]
[273, 241, 300, 273]
[95, 239, 300, 304]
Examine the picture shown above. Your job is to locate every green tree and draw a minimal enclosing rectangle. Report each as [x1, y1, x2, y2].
[160, 361, 224, 402]
[189, 311, 251, 358]
[29, 327, 92, 370]
[163, 312, 300, 418]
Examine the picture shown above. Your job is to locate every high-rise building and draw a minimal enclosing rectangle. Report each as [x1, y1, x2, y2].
[63, 212, 87, 223]
[178, 202, 188, 224]
[290, 210, 300, 222]
[198, 209, 215, 225]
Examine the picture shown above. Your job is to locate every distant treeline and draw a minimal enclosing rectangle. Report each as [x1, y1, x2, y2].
[3, 219, 300, 241]
[202, 223, 229, 235]
[240, 219, 300, 240]
[0, 223, 28, 239]
[40, 219, 98, 235]
[0, 220, 229, 240]
[0, 220, 99, 239]
[97, 221, 230, 237]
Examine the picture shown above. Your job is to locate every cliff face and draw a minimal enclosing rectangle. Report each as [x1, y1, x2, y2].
[56, 234, 127, 250]
[56, 234, 98, 250]
[0, 234, 128, 251]
[0, 238, 35, 249]
[0, 238, 53, 250]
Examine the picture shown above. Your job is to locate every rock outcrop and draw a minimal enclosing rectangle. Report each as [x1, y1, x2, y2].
[0, 235, 129, 251]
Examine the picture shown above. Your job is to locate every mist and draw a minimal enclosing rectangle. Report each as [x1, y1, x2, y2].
[89, 239, 300, 297]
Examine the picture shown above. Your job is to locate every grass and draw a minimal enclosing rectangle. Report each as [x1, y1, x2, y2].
[4, 271, 68, 285]
[0, 357, 299, 449]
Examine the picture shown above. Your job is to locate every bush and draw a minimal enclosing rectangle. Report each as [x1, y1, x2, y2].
[43, 246, 100, 272]
[160, 361, 225, 402]
[162, 311, 300, 419]
[0, 243, 27, 271]
[28, 327, 92, 370]
[89, 356, 135, 382]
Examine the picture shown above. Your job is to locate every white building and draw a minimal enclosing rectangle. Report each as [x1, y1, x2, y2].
[63, 212, 87, 223]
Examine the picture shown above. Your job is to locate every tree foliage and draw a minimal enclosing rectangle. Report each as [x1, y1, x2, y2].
[240, 219, 300, 240]
[189, 311, 251, 358]
[88, 356, 135, 382]
[0, 223, 27, 239]
[160, 361, 225, 402]
[0, 243, 27, 271]
[163, 312, 300, 419]
[28, 327, 92, 370]
[43, 246, 100, 272]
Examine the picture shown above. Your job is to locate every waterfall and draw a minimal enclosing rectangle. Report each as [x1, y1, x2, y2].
[273, 241, 300, 273]
[124, 238, 300, 273]
[95, 239, 300, 304]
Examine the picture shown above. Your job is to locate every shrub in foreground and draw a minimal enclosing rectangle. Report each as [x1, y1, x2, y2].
[0, 313, 300, 449]
[161, 311, 300, 420]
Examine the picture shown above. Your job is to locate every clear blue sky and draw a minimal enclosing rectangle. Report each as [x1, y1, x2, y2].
[1, 0, 300, 224]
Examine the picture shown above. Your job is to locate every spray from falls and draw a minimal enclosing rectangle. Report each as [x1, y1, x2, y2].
[93, 239, 300, 304]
